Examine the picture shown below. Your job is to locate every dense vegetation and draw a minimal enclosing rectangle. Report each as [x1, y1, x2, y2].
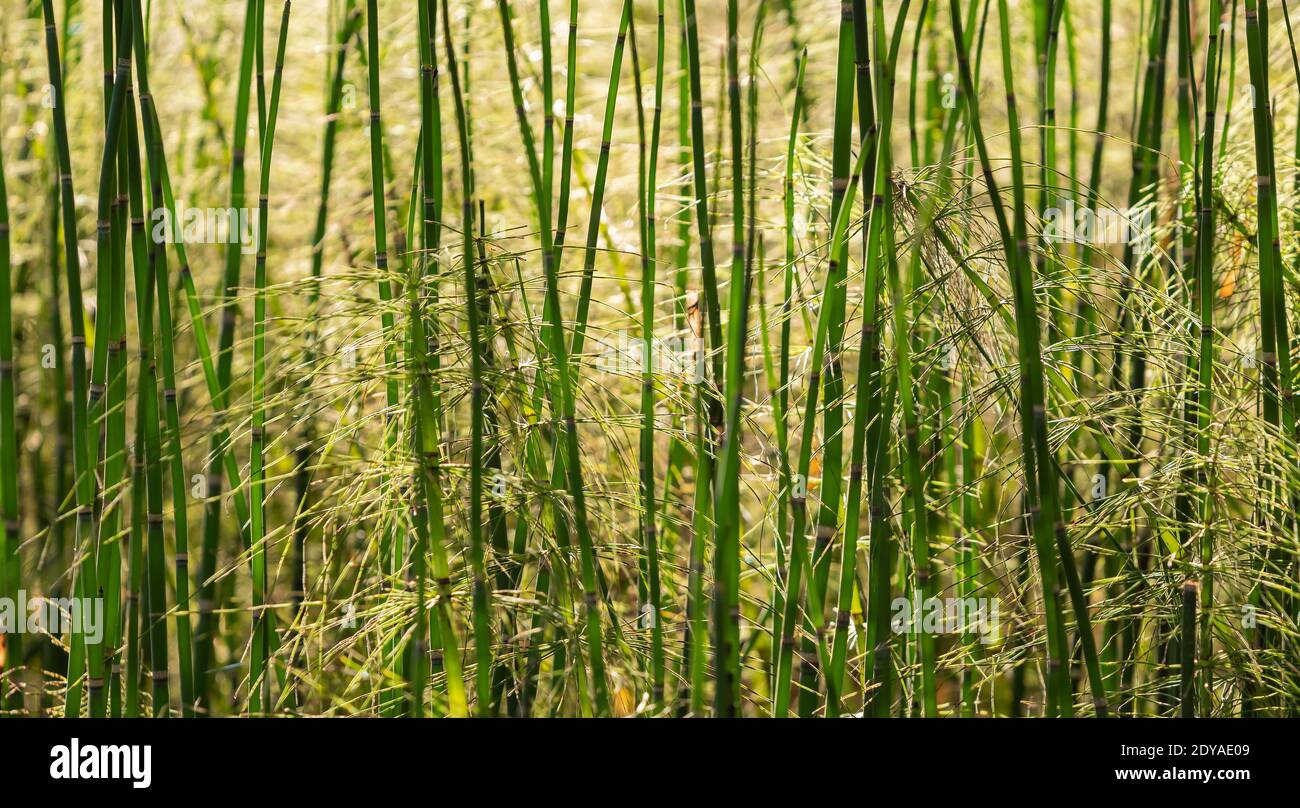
[0, 0, 1298, 717]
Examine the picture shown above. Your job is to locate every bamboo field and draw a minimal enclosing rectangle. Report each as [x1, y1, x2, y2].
[1, 0, 1299, 718]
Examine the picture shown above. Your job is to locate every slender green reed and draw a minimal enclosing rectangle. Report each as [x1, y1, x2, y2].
[637, 0, 668, 709]
[439, 2, 493, 715]
[949, 0, 1095, 717]
[248, 0, 292, 714]
[767, 48, 805, 708]
[195, 0, 261, 714]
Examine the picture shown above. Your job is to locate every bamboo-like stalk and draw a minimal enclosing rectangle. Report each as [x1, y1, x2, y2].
[359, 0, 408, 716]
[122, 89, 171, 716]
[47, 0, 129, 717]
[1279, 0, 1300, 717]
[43, 174, 69, 603]
[84, 0, 120, 713]
[540, 0, 640, 713]
[82, 0, 134, 720]
[772, 0, 858, 719]
[773, 135, 875, 716]
[439, 3, 493, 715]
[35, 0, 75, 688]
[1073, 0, 1110, 393]
[1044, 0, 1109, 717]
[949, 0, 1101, 717]
[475, 199, 513, 716]
[248, 0, 292, 715]
[408, 0, 469, 719]
[296, 4, 361, 691]
[1109, 0, 1169, 714]
[742, 2, 773, 712]
[1180, 577, 1198, 716]
[959, 374, 979, 716]
[826, 0, 886, 715]
[1036, 0, 1065, 344]
[123, 0, 193, 718]
[671, 12, 699, 717]
[710, 0, 749, 719]
[551, 0, 579, 272]
[907, 0, 928, 169]
[561, 9, 634, 378]
[636, 0, 667, 709]
[195, 0, 260, 715]
[125, 412, 144, 716]
[1218, 0, 1239, 157]
[795, 1, 861, 716]
[493, 0, 617, 715]
[513, 0, 581, 717]
[1171, 0, 1198, 719]
[1191, 0, 1225, 719]
[858, 1, 916, 720]
[486, 6, 626, 708]
[767, 48, 805, 708]
[139, 106, 196, 719]
[1242, 0, 1296, 716]
[138, 43, 256, 721]
[681, 0, 725, 444]
[685, 337, 712, 716]
[872, 0, 943, 718]
[100, 19, 135, 721]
